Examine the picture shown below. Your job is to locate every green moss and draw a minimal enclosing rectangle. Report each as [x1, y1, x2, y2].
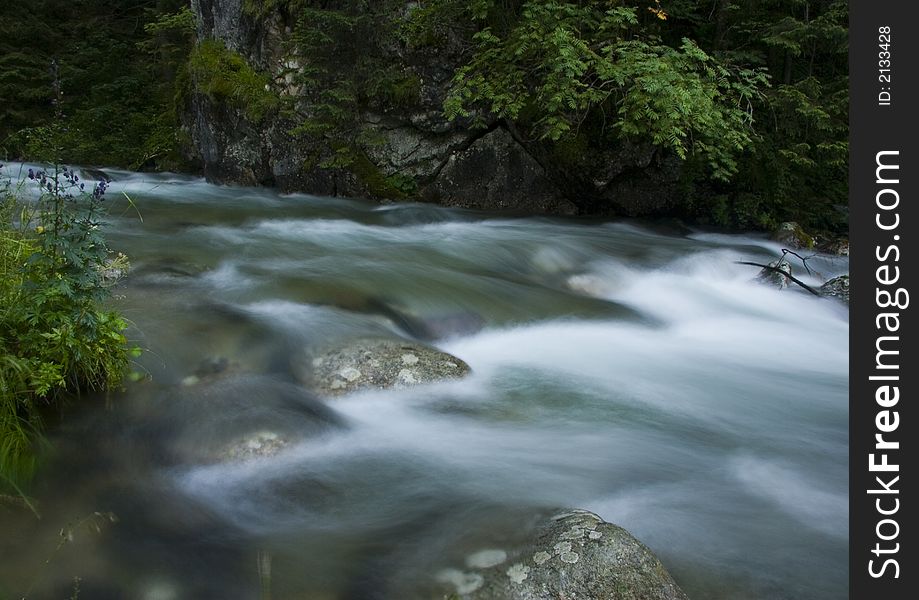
[349, 152, 405, 200]
[792, 223, 816, 248]
[385, 172, 418, 196]
[187, 40, 279, 122]
[374, 72, 422, 110]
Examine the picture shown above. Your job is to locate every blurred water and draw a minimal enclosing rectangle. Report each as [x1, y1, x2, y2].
[0, 164, 848, 599]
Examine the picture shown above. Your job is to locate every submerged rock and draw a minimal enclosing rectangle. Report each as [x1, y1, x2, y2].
[302, 337, 471, 396]
[756, 258, 792, 289]
[771, 222, 814, 249]
[435, 509, 688, 600]
[166, 374, 344, 464]
[819, 275, 849, 305]
[360, 298, 486, 341]
[181, 355, 238, 387]
[220, 430, 289, 462]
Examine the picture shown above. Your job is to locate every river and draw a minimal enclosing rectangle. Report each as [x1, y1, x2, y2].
[0, 167, 849, 599]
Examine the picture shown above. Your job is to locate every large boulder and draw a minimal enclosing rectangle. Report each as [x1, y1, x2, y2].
[434, 509, 689, 600]
[302, 337, 471, 396]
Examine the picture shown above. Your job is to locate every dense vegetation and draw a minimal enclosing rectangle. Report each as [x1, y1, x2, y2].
[442, 0, 847, 231]
[0, 0, 194, 170]
[1, 0, 847, 234]
[1, 160, 135, 495]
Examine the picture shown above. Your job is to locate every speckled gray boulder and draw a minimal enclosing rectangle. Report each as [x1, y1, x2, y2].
[819, 275, 849, 305]
[436, 510, 689, 600]
[756, 258, 792, 289]
[304, 337, 471, 396]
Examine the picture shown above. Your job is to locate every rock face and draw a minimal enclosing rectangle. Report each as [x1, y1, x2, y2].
[423, 127, 577, 214]
[819, 274, 849, 304]
[181, 1, 682, 216]
[435, 510, 689, 600]
[302, 338, 471, 396]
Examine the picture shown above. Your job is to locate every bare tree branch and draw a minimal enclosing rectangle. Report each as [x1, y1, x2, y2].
[736, 261, 822, 296]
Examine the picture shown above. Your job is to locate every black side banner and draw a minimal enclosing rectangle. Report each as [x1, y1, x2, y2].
[851, 1, 917, 597]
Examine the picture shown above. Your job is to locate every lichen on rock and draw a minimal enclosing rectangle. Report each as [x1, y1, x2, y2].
[300, 337, 471, 396]
[433, 509, 689, 599]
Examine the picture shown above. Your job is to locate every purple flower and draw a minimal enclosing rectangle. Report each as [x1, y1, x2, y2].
[28, 168, 35, 180]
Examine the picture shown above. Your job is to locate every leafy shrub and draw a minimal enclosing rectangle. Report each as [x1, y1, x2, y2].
[442, 2, 767, 182]
[1, 164, 135, 490]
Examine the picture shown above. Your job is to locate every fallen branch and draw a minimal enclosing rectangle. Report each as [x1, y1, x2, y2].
[736, 261, 822, 296]
[780, 248, 817, 275]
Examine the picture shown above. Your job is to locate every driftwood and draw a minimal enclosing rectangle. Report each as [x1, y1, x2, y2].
[736, 261, 821, 296]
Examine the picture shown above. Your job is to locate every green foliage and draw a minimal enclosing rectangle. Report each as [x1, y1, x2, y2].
[276, 1, 427, 193]
[287, 2, 424, 122]
[1, 164, 135, 490]
[678, 0, 849, 233]
[443, 2, 766, 181]
[0, 0, 193, 170]
[187, 40, 280, 122]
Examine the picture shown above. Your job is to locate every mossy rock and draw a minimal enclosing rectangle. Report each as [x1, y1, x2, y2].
[771, 222, 815, 249]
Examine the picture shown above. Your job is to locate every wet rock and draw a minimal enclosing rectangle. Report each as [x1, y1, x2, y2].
[130, 259, 208, 287]
[566, 273, 614, 298]
[180, 354, 248, 387]
[220, 430, 289, 461]
[166, 375, 344, 464]
[819, 238, 849, 256]
[78, 167, 113, 183]
[302, 337, 471, 396]
[771, 222, 815, 249]
[412, 311, 486, 341]
[436, 510, 688, 600]
[819, 275, 849, 305]
[756, 258, 792, 289]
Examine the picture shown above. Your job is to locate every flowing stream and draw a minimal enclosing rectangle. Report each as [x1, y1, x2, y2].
[0, 167, 848, 599]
